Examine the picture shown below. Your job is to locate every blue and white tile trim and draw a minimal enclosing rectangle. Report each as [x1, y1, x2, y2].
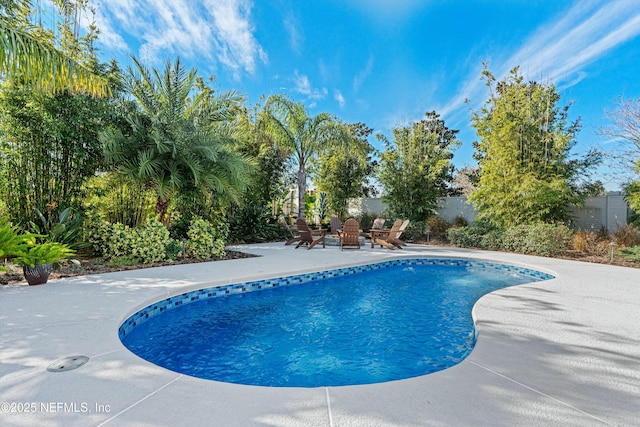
[118, 258, 554, 339]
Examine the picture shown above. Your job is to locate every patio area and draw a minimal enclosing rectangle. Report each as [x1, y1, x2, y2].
[1, 242, 639, 426]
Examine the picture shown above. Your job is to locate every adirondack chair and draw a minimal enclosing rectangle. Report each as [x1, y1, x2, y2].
[371, 219, 403, 250]
[294, 218, 326, 250]
[390, 219, 410, 247]
[339, 218, 361, 250]
[330, 216, 343, 236]
[366, 217, 386, 240]
[279, 216, 301, 246]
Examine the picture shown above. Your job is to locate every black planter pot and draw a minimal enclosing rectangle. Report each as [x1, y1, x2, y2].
[23, 264, 53, 286]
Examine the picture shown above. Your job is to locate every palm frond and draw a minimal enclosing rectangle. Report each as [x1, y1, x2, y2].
[0, 19, 108, 96]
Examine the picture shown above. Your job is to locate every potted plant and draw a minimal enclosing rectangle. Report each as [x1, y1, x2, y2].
[13, 241, 75, 285]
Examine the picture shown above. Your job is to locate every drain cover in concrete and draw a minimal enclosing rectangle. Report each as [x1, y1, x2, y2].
[47, 356, 89, 372]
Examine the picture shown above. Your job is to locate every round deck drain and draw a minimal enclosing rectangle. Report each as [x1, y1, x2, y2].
[47, 356, 89, 372]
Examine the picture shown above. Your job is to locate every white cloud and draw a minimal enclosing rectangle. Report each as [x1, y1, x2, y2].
[440, 1, 640, 126]
[92, 0, 266, 77]
[293, 71, 327, 100]
[284, 12, 303, 54]
[334, 90, 345, 108]
[353, 55, 374, 92]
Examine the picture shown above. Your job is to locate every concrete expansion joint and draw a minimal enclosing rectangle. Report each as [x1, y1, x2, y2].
[95, 375, 183, 427]
[467, 360, 614, 426]
[325, 387, 335, 427]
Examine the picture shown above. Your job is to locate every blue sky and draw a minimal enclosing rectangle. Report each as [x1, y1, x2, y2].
[87, 0, 640, 190]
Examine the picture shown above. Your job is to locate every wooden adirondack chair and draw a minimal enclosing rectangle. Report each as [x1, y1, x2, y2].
[294, 218, 326, 250]
[339, 218, 361, 250]
[372, 219, 403, 250]
[329, 216, 343, 236]
[389, 219, 410, 247]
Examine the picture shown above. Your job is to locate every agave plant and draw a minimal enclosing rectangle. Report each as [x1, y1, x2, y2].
[29, 207, 89, 250]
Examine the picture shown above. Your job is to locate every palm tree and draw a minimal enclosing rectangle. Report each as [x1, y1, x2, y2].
[264, 94, 347, 219]
[0, 0, 108, 96]
[102, 56, 253, 225]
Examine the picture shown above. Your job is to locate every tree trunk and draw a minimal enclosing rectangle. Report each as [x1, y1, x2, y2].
[297, 167, 306, 220]
[155, 197, 171, 227]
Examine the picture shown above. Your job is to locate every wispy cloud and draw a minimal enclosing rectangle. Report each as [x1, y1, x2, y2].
[334, 90, 345, 108]
[440, 1, 640, 125]
[353, 55, 374, 92]
[92, 0, 266, 77]
[293, 70, 327, 100]
[283, 12, 303, 54]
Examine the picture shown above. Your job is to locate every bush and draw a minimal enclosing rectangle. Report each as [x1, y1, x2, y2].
[130, 218, 173, 263]
[187, 217, 229, 259]
[620, 245, 640, 263]
[447, 221, 501, 249]
[87, 217, 172, 264]
[572, 231, 611, 256]
[354, 213, 382, 231]
[500, 223, 572, 256]
[451, 216, 469, 228]
[426, 217, 449, 234]
[227, 203, 282, 243]
[613, 223, 640, 247]
[402, 221, 426, 241]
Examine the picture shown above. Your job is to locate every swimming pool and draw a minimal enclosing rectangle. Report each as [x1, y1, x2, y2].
[119, 258, 553, 387]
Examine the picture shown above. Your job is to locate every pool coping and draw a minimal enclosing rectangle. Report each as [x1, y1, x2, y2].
[118, 257, 555, 339]
[1, 243, 639, 426]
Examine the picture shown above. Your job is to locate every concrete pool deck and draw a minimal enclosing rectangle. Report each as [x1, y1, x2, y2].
[1, 242, 639, 426]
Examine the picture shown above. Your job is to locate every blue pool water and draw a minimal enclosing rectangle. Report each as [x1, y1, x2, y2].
[120, 259, 552, 387]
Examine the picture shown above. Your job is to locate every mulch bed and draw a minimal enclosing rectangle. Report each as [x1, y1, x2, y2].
[0, 250, 257, 285]
[2, 245, 637, 286]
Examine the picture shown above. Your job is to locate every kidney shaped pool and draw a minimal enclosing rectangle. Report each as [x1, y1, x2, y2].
[119, 258, 553, 387]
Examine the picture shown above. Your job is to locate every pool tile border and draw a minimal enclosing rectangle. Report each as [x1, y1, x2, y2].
[118, 258, 554, 339]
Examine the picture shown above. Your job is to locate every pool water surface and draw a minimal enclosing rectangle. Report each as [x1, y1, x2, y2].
[120, 259, 553, 387]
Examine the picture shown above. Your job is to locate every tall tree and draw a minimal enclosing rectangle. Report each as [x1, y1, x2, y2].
[0, 0, 108, 96]
[264, 94, 346, 219]
[601, 97, 640, 212]
[0, 0, 116, 225]
[316, 122, 376, 218]
[101, 57, 253, 225]
[377, 111, 459, 222]
[236, 100, 292, 207]
[469, 65, 601, 227]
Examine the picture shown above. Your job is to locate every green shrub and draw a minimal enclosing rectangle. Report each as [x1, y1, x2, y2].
[620, 245, 640, 263]
[402, 221, 426, 241]
[354, 213, 382, 231]
[447, 221, 501, 249]
[500, 223, 572, 256]
[130, 218, 172, 264]
[87, 217, 171, 264]
[187, 217, 229, 259]
[165, 239, 183, 260]
[84, 174, 155, 228]
[227, 203, 282, 243]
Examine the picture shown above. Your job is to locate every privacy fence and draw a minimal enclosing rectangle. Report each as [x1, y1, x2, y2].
[348, 193, 630, 232]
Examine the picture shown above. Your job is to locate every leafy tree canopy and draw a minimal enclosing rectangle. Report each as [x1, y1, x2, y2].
[315, 122, 376, 219]
[101, 56, 253, 225]
[377, 111, 459, 222]
[469, 65, 601, 228]
[0, 0, 108, 96]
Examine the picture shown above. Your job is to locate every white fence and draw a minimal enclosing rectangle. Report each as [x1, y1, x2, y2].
[348, 193, 630, 231]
